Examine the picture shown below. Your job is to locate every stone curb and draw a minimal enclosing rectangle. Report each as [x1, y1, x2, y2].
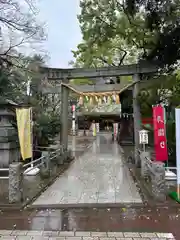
[0, 230, 175, 239]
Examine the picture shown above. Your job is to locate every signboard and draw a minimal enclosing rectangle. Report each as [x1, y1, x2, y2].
[153, 105, 168, 161]
[139, 129, 148, 144]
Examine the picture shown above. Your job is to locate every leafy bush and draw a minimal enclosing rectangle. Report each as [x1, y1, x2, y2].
[34, 113, 61, 146]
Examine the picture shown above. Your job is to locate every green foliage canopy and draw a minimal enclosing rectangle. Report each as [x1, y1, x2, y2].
[72, 0, 156, 67]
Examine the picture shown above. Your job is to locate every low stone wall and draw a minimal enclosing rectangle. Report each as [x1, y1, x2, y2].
[7, 148, 73, 204]
[139, 151, 166, 202]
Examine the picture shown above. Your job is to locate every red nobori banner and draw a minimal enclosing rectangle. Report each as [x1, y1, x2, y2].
[153, 105, 168, 161]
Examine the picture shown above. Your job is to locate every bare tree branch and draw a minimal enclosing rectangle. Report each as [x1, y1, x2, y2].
[118, 51, 127, 65]
[0, 0, 45, 69]
[96, 56, 116, 66]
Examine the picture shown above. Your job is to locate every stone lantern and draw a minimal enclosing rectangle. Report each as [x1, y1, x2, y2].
[0, 99, 20, 167]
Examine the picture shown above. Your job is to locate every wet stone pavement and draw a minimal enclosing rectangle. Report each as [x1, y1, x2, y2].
[0, 207, 178, 239]
[0, 137, 93, 205]
[32, 134, 142, 207]
[64, 136, 94, 158]
[0, 134, 178, 239]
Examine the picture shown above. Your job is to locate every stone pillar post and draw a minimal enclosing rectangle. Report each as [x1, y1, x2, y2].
[40, 152, 51, 178]
[58, 146, 65, 165]
[132, 74, 141, 167]
[60, 84, 69, 150]
[151, 161, 166, 201]
[9, 162, 23, 203]
[140, 151, 151, 178]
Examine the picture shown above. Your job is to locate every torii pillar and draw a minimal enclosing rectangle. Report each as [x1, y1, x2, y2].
[60, 84, 69, 150]
[133, 74, 141, 166]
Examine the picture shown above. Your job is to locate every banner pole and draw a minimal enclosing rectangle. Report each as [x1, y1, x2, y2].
[30, 107, 33, 168]
[163, 106, 168, 168]
[176, 108, 180, 199]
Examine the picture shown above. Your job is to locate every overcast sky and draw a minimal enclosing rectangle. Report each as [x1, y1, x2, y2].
[39, 0, 82, 68]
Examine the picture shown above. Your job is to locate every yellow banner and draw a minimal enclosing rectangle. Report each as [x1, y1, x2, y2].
[116, 94, 120, 104]
[16, 108, 32, 160]
[93, 124, 96, 137]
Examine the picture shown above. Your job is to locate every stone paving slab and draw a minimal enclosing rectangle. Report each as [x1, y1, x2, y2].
[32, 134, 142, 206]
[0, 230, 175, 239]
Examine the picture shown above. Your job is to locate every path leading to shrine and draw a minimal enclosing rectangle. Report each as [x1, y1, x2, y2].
[32, 133, 142, 207]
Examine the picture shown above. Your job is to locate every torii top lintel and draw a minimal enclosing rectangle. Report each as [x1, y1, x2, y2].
[40, 62, 158, 80]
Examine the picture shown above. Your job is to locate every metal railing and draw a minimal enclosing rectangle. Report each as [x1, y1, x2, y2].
[0, 147, 63, 178]
[23, 155, 46, 174]
[165, 166, 177, 180]
[0, 168, 9, 180]
[23, 148, 62, 174]
[49, 148, 62, 160]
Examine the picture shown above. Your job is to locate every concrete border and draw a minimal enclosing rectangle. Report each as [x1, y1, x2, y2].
[0, 230, 175, 239]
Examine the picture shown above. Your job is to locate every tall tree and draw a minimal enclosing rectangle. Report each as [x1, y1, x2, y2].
[125, 0, 180, 67]
[72, 0, 155, 68]
[72, 37, 140, 68]
[73, 0, 180, 68]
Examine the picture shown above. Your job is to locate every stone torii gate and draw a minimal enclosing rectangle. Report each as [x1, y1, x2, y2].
[40, 63, 158, 165]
